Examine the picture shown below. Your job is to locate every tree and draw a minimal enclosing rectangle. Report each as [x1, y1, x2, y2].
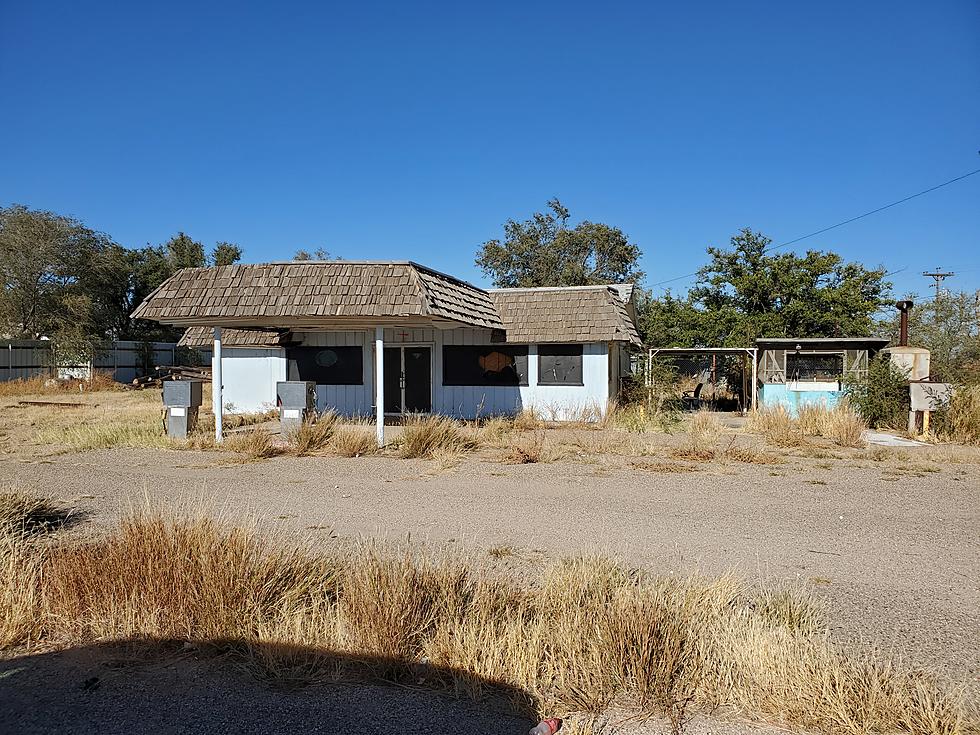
[164, 232, 207, 270]
[885, 291, 980, 383]
[212, 242, 242, 267]
[635, 289, 706, 347]
[293, 247, 332, 261]
[476, 199, 644, 288]
[0, 205, 109, 349]
[687, 228, 891, 345]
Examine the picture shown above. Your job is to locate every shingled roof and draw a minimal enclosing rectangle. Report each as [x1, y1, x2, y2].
[490, 285, 641, 345]
[178, 327, 288, 348]
[132, 262, 503, 330]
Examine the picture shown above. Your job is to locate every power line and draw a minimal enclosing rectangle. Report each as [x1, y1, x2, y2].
[649, 167, 980, 289]
[923, 268, 955, 299]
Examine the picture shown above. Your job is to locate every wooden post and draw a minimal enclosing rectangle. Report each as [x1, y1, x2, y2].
[212, 327, 223, 443]
[375, 326, 384, 447]
[751, 348, 758, 411]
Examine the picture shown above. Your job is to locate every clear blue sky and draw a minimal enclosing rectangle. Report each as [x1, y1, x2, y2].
[2, 1, 978, 300]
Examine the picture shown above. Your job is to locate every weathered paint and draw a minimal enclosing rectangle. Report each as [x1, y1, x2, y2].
[758, 382, 842, 416]
[216, 327, 619, 419]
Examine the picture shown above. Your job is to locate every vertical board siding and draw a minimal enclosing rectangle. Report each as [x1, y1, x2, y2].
[217, 328, 614, 421]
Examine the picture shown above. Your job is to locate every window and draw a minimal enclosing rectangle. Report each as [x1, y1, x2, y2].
[442, 346, 528, 386]
[538, 344, 583, 385]
[786, 353, 842, 382]
[287, 346, 363, 385]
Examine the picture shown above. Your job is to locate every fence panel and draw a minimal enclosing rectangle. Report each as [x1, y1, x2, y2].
[0, 340, 212, 383]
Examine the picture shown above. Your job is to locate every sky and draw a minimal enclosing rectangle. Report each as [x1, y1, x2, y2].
[1, 0, 978, 301]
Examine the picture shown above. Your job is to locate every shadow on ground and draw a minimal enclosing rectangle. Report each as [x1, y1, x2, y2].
[0, 640, 536, 735]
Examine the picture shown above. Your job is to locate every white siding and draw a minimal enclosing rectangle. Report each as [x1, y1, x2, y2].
[217, 348, 286, 414]
[217, 327, 614, 421]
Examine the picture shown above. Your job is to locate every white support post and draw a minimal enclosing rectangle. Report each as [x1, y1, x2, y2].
[213, 327, 223, 443]
[374, 326, 384, 447]
[750, 348, 758, 411]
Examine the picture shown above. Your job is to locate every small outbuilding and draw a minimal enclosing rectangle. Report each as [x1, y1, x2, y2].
[756, 337, 889, 415]
[133, 261, 641, 443]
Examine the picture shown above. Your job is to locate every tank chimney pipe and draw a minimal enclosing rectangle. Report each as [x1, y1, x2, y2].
[896, 300, 913, 347]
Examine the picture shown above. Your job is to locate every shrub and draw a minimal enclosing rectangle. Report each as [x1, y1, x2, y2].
[824, 403, 866, 448]
[398, 416, 478, 459]
[845, 354, 910, 430]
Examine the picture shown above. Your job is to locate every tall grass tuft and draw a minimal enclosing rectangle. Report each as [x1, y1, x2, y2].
[747, 405, 805, 447]
[288, 412, 339, 456]
[398, 416, 478, 459]
[934, 385, 980, 446]
[0, 511, 973, 734]
[328, 426, 378, 457]
[224, 429, 283, 460]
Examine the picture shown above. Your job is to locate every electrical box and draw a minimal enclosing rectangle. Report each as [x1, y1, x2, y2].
[162, 379, 203, 439]
[276, 381, 316, 435]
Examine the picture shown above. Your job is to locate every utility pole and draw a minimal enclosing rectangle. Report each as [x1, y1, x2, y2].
[922, 268, 954, 300]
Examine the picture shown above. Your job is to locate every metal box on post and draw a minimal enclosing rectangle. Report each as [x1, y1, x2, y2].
[276, 381, 316, 435]
[162, 380, 203, 439]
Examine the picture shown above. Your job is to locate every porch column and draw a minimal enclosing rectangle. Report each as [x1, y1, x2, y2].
[374, 326, 384, 447]
[213, 327, 223, 443]
[750, 348, 758, 411]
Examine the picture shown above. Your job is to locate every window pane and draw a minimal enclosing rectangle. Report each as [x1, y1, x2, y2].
[786, 353, 842, 382]
[442, 346, 528, 386]
[287, 346, 363, 385]
[538, 344, 583, 385]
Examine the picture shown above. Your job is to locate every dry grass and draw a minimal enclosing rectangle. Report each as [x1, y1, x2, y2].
[513, 408, 544, 431]
[630, 460, 700, 473]
[0, 512, 972, 734]
[36, 414, 172, 451]
[751, 403, 866, 449]
[328, 426, 377, 457]
[723, 444, 781, 465]
[398, 416, 479, 459]
[747, 405, 806, 447]
[288, 412, 339, 456]
[503, 432, 547, 464]
[0, 370, 122, 397]
[0, 490, 73, 536]
[224, 429, 283, 460]
[936, 385, 980, 446]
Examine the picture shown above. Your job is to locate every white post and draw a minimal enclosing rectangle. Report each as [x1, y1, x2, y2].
[213, 327, 223, 443]
[375, 326, 384, 447]
[750, 348, 758, 411]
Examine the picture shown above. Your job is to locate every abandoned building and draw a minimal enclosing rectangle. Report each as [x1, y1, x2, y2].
[132, 261, 641, 441]
[756, 337, 890, 414]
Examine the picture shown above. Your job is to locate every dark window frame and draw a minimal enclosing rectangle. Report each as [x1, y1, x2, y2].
[537, 344, 584, 386]
[286, 345, 364, 385]
[442, 345, 529, 387]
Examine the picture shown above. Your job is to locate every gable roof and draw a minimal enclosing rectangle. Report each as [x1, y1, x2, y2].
[132, 261, 503, 330]
[490, 285, 641, 345]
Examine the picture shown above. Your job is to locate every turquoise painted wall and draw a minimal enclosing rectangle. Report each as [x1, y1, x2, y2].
[759, 384, 842, 416]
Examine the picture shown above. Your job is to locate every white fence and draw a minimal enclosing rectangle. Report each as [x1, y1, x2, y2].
[0, 340, 212, 384]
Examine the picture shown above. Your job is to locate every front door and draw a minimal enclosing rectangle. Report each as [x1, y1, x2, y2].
[382, 346, 431, 414]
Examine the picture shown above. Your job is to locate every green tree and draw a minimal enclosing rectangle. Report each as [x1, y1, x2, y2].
[885, 291, 980, 383]
[0, 205, 110, 348]
[476, 199, 644, 288]
[212, 241, 242, 266]
[688, 228, 891, 344]
[164, 232, 207, 270]
[635, 289, 707, 346]
[293, 247, 332, 261]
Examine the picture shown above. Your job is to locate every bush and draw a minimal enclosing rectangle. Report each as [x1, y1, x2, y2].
[845, 355, 910, 430]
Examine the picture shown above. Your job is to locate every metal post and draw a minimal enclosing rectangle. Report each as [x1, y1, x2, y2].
[212, 327, 223, 443]
[750, 348, 758, 411]
[375, 326, 384, 447]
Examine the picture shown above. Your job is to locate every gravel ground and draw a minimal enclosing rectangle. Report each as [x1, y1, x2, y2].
[0, 429, 978, 733]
